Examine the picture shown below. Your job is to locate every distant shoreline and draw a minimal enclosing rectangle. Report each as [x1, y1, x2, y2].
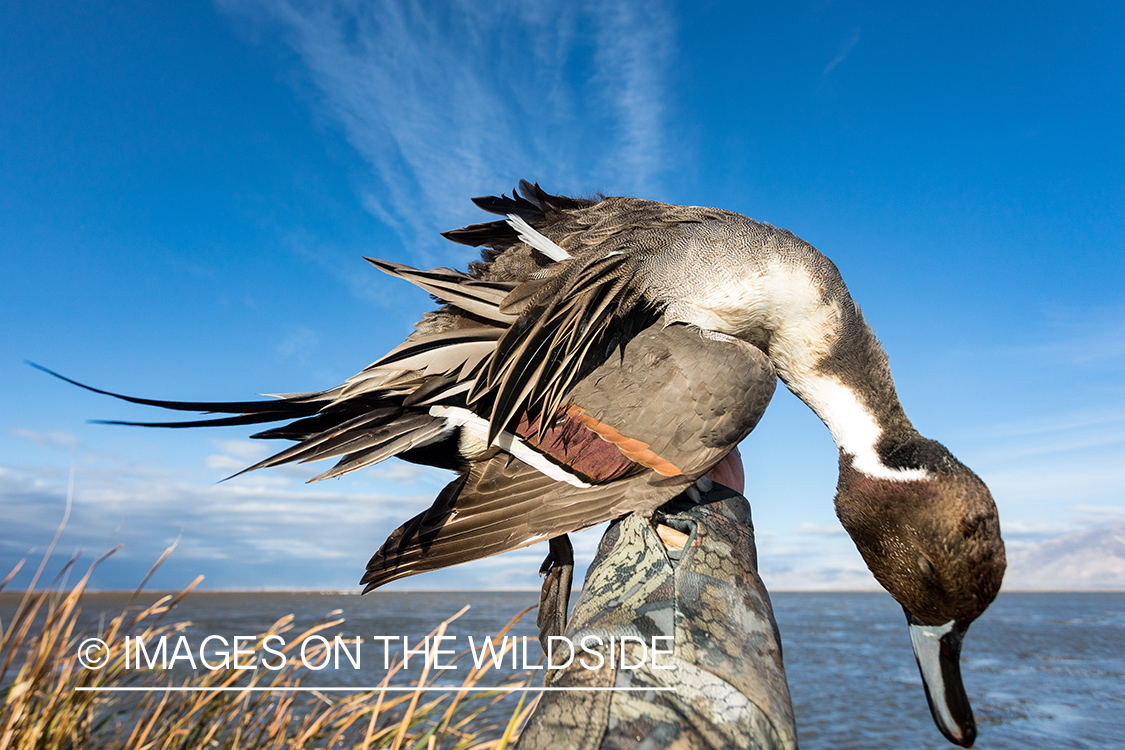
[5, 588, 1124, 598]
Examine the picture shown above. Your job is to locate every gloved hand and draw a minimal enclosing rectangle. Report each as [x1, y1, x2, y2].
[516, 483, 798, 750]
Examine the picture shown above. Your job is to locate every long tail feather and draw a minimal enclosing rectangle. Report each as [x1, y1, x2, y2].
[28, 362, 312, 414]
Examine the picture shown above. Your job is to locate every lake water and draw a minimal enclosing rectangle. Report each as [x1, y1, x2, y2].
[5, 590, 1121, 749]
[769, 592, 1124, 749]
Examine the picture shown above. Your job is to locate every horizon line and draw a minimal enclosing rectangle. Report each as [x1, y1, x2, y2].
[75, 685, 679, 693]
[9, 587, 1125, 596]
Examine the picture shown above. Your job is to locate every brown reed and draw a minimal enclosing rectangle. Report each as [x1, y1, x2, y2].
[0, 540, 539, 750]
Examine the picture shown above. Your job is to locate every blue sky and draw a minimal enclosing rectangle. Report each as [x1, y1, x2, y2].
[2, 1, 1122, 592]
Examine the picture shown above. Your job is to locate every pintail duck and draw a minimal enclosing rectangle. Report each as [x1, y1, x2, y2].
[41, 182, 1005, 747]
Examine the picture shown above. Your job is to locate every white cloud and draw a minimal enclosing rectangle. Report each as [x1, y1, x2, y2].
[760, 564, 880, 592]
[986, 462, 1125, 506]
[999, 304, 1125, 367]
[205, 454, 252, 471]
[794, 522, 847, 537]
[11, 428, 82, 452]
[1003, 524, 1125, 590]
[1071, 504, 1125, 519]
[201, 437, 444, 486]
[217, 0, 679, 261]
[363, 462, 428, 483]
[206, 439, 273, 472]
[971, 407, 1125, 442]
[587, 1, 674, 192]
[0, 450, 442, 591]
[999, 519, 1074, 537]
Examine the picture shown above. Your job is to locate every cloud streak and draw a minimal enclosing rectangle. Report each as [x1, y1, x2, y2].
[823, 28, 861, 76]
[587, 2, 674, 193]
[219, 0, 679, 261]
[0, 435, 446, 590]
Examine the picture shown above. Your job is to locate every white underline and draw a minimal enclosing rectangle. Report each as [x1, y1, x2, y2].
[75, 686, 677, 693]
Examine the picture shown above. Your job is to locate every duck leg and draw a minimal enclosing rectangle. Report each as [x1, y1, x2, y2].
[537, 534, 574, 649]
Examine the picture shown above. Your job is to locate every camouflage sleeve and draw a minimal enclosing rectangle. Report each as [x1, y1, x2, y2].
[516, 484, 799, 750]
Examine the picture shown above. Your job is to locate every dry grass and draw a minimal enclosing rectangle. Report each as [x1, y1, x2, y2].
[0, 534, 539, 750]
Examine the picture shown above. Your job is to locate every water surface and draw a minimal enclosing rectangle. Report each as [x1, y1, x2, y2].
[4, 591, 1120, 748]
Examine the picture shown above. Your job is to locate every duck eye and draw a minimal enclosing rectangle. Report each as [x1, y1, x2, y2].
[918, 555, 936, 579]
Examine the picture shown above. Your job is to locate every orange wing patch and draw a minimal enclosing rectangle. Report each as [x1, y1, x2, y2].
[564, 406, 683, 477]
[511, 406, 684, 482]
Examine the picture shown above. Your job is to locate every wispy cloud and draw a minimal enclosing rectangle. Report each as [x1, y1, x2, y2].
[970, 407, 1125, 442]
[1003, 523, 1125, 590]
[823, 28, 860, 76]
[276, 325, 321, 364]
[213, 439, 272, 462]
[218, 0, 679, 261]
[975, 414, 1125, 464]
[1071, 504, 1125, 519]
[998, 304, 1125, 368]
[760, 565, 880, 592]
[11, 428, 82, 452]
[0, 442, 447, 590]
[587, 2, 674, 192]
[986, 463, 1124, 512]
[937, 306, 1125, 540]
[794, 522, 847, 537]
[2, 429, 604, 591]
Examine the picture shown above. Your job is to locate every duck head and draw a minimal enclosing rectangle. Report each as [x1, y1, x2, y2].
[835, 437, 1006, 747]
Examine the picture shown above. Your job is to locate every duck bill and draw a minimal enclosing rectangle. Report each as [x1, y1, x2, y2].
[906, 612, 976, 747]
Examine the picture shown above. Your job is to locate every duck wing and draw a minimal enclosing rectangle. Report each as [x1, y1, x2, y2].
[362, 318, 775, 589]
[445, 182, 737, 445]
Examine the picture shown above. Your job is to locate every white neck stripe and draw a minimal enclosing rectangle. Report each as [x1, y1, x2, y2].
[795, 374, 930, 482]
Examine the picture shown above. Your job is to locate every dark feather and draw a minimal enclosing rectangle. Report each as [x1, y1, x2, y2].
[29, 362, 316, 415]
[441, 219, 519, 248]
[238, 407, 402, 472]
[364, 258, 518, 325]
[309, 418, 450, 481]
[94, 413, 314, 430]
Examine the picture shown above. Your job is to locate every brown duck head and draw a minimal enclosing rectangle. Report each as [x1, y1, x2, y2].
[835, 436, 1006, 747]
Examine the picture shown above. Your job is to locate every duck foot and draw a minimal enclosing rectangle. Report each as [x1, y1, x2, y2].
[537, 534, 574, 650]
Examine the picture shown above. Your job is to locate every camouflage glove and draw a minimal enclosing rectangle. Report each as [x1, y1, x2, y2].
[516, 484, 798, 750]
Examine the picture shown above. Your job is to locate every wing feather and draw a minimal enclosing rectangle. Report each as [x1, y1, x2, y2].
[364, 258, 518, 324]
[310, 418, 450, 481]
[361, 452, 668, 591]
